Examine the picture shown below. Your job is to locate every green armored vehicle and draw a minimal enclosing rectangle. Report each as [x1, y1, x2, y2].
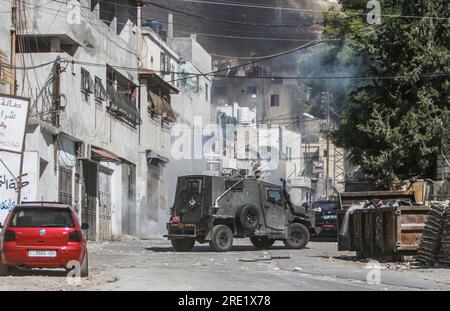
[165, 175, 318, 252]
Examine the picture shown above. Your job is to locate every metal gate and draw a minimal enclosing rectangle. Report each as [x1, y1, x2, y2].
[98, 167, 112, 240]
[81, 161, 97, 240]
[58, 168, 72, 205]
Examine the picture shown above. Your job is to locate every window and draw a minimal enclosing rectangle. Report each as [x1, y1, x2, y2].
[196, 76, 200, 93]
[10, 208, 75, 228]
[225, 180, 243, 192]
[94, 77, 107, 101]
[213, 86, 227, 97]
[81, 68, 93, 93]
[247, 86, 257, 95]
[205, 83, 209, 101]
[270, 94, 280, 107]
[160, 52, 167, 73]
[267, 190, 282, 205]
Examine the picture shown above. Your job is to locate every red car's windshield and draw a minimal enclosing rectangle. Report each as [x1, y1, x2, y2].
[9, 208, 75, 228]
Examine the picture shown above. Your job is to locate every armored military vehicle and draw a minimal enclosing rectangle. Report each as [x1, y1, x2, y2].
[165, 175, 318, 252]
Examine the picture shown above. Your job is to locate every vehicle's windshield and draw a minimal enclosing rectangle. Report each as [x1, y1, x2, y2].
[9, 208, 75, 228]
[312, 201, 337, 211]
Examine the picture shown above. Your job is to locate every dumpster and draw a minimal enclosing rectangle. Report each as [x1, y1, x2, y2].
[337, 183, 431, 259]
[337, 206, 429, 259]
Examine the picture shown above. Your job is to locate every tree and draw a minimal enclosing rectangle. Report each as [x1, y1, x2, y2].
[325, 0, 450, 182]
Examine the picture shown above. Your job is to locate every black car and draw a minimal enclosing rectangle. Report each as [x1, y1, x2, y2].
[312, 200, 338, 238]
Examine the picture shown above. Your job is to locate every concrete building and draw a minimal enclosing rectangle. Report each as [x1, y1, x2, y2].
[11, 0, 144, 240]
[136, 15, 213, 237]
[211, 61, 309, 132]
[214, 102, 301, 186]
[136, 20, 179, 238]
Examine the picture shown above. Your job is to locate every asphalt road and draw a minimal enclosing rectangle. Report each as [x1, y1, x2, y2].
[1, 238, 450, 291]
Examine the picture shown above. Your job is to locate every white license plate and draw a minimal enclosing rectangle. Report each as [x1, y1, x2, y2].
[28, 250, 57, 258]
[323, 215, 337, 220]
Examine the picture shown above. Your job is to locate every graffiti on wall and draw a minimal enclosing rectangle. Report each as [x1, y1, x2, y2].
[0, 152, 38, 223]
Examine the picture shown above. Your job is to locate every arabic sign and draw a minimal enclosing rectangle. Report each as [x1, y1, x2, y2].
[0, 151, 38, 224]
[0, 94, 30, 153]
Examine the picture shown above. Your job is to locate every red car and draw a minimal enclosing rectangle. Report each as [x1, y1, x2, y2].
[0, 202, 89, 277]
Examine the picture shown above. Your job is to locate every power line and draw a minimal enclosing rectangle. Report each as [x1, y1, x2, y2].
[3, 59, 449, 81]
[147, 2, 321, 27]
[164, 0, 450, 20]
[16, 0, 323, 44]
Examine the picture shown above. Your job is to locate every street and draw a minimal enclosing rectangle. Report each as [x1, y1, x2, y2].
[1, 238, 449, 291]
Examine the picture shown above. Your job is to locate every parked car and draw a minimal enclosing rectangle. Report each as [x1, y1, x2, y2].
[312, 200, 338, 238]
[165, 175, 319, 252]
[0, 202, 89, 276]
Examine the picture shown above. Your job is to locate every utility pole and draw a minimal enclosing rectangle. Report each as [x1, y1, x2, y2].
[321, 89, 330, 200]
[10, 0, 19, 95]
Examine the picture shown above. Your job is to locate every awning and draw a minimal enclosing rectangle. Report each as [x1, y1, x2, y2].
[107, 89, 142, 125]
[139, 69, 179, 95]
[147, 150, 169, 164]
[91, 148, 121, 162]
[148, 91, 176, 123]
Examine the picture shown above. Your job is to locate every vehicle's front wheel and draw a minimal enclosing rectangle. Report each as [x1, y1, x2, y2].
[209, 225, 233, 252]
[250, 236, 275, 250]
[171, 239, 195, 252]
[283, 223, 310, 249]
[80, 251, 89, 277]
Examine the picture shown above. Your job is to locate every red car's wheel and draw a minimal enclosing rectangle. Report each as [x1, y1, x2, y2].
[0, 263, 9, 277]
[80, 251, 89, 277]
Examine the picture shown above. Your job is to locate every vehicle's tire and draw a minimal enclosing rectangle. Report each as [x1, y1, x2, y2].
[171, 239, 195, 252]
[80, 251, 89, 278]
[0, 263, 9, 277]
[209, 225, 233, 252]
[250, 236, 275, 250]
[237, 205, 260, 231]
[283, 223, 310, 249]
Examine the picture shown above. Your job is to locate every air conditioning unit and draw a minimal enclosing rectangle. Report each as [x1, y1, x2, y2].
[77, 142, 92, 160]
[106, 100, 113, 109]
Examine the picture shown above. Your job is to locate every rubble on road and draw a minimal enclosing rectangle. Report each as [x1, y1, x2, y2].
[239, 256, 291, 263]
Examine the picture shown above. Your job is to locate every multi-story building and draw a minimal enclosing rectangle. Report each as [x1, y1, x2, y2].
[137, 16, 213, 237]
[214, 102, 301, 186]
[211, 61, 310, 132]
[7, 0, 144, 240]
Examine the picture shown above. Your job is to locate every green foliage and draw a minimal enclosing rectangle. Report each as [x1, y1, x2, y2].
[329, 0, 450, 182]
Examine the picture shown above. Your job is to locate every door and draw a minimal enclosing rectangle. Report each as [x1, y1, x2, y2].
[81, 161, 97, 240]
[260, 187, 288, 231]
[98, 167, 112, 240]
[58, 168, 73, 205]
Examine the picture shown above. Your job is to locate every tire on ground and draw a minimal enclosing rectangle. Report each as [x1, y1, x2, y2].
[283, 223, 310, 249]
[0, 264, 9, 277]
[81, 250, 89, 277]
[171, 239, 195, 252]
[237, 205, 260, 231]
[209, 225, 233, 252]
[250, 236, 275, 250]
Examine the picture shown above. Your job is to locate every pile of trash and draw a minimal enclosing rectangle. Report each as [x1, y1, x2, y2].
[417, 202, 450, 266]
